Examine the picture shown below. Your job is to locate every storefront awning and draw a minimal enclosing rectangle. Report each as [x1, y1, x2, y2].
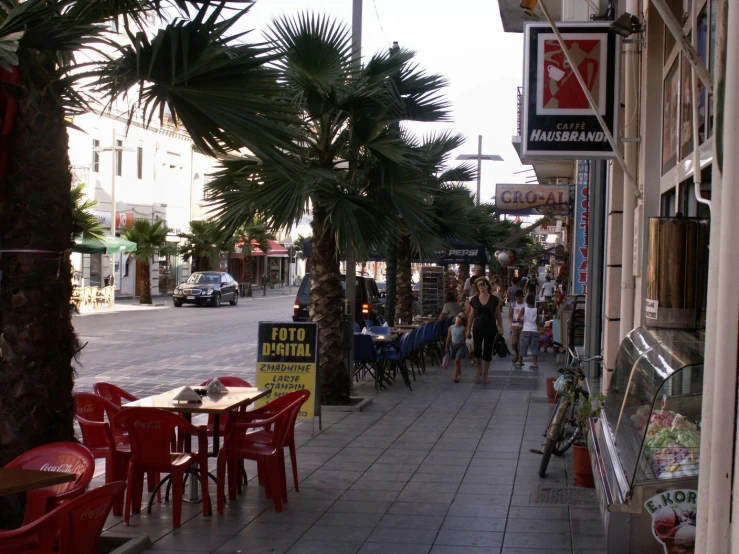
[72, 235, 138, 255]
[233, 239, 289, 258]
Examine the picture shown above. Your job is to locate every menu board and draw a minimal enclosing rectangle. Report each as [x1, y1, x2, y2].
[420, 266, 444, 317]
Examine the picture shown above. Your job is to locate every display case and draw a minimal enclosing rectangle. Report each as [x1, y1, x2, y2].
[589, 327, 703, 554]
[420, 266, 444, 318]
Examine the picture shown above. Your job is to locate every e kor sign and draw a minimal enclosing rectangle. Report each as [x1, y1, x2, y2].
[521, 22, 619, 159]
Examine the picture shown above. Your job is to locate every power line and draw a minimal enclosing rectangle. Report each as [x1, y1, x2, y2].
[372, 0, 390, 45]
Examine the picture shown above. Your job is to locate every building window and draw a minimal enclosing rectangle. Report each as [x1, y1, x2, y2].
[662, 60, 679, 174]
[92, 139, 100, 172]
[115, 139, 123, 177]
[137, 146, 143, 179]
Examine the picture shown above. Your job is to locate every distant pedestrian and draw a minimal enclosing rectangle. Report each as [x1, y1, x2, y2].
[463, 265, 484, 296]
[439, 291, 463, 321]
[466, 277, 504, 383]
[526, 275, 538, 297]
[445, 313, 468, 383]
[517, 293, 539, 369]
[506, 276, 522, 305]
[540, 276, 555, 302]
[509, 289, 525, 366]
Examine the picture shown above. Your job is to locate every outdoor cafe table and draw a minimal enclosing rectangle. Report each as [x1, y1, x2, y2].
[123, 386, 269, 500]
[0, 468, 75, 497]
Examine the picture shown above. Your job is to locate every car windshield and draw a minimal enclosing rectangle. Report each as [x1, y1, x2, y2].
[187, 273, 220, 285]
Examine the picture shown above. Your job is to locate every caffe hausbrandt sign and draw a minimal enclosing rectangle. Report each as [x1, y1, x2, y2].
[521, 22, 619, 159]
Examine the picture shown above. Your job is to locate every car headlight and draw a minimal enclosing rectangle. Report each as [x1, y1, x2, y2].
[203, 289, 213, 295]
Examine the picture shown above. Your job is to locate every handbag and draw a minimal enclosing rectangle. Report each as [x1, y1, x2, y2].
[494, 334, 510, 359]
[442, 354, 450, 369]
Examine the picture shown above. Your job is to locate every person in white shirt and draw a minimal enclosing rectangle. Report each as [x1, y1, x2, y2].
[508, 289, 525, 366]
[539, 276, 555, 301]
[516, 293, 539, 369]
[463, 265, 484, 296]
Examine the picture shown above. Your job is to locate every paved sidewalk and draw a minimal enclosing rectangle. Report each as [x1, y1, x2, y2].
[100, 350, 606, 554]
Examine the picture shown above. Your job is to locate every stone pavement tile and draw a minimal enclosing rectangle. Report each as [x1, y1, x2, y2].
[506, 506, 569, 520]
[149, 531, 231, 552]
[377, 513, 444, 530]
[350, 478, 408, 492]
[340, 489, 399, 502]
[281, 498, 336, 512]
[301, 525, 374, 542]
[286, 540, 363, 554]
[214, 535, 297, 553]
[396, 489, 456, 504]
[445, 503, 508, 519]
[429, 546, 493, 554]
[366, 526, 438, 545]
[435, 529, 504, 547]
[328, 500, 393, 514]
[358, 543, 431, 554]
[456, 484, 513, 496]
[388, 502, 451, 516]
[505, 518, 570, 534]
[571, 520, 606, 536]
[322, 458, 376, 472]
[508, 494, 533, 506]
[441, 517, 506, 532]
[503, 532, 571, 549]
[254, 509, 323, 525]
[453, 493, 510, 506]
[570, 507, 603, 520]
[316, 511, 384, 527]
[289, 487, 345, 500]
[301, 470, 363, 490]
[573, 534, 609, 549]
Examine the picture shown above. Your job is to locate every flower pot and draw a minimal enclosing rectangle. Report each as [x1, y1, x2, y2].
[546, 377, 557, 403]
[573, 444, 595, 488]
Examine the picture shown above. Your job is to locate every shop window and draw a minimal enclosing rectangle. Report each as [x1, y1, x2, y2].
[696, 6, 708, 143]
[90, 254, 102, 287]
[662, 60, 679, 174]
[708, 0, 717, 137]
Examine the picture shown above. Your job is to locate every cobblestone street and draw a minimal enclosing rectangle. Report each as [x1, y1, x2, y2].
[73, 294, 295, 397]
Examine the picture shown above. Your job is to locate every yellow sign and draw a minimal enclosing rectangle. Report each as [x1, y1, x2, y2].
[256, 322, 318, 419]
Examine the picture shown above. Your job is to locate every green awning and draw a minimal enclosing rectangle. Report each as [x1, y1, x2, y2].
[72, 235, 138, 255]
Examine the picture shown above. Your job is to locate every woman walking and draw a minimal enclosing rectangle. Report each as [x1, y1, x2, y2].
[465, 277, 504, 383]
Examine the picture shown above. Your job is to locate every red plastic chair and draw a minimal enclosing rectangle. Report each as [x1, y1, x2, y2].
[74, 392, 131, 516]
[5, 442, 95, 525]
[116, 407, 211, 528]
[93, 382, 138, 405]
[0, 481, 125, 554]
[238, 390, 311, 491]
[216, 397, 303, 513]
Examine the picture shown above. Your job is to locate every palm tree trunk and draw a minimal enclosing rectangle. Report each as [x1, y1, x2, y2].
[0, 65, 77, 468]
[311, 204, 349, 405]
[139, 261, 152, 304]
[396, 234, 413, 324]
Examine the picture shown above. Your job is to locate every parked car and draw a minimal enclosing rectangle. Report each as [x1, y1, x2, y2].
[293, 273, 382, 324]
[173, 272, 239, 307]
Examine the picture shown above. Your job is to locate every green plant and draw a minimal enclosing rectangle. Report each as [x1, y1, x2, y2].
[570, 391, 607, 444]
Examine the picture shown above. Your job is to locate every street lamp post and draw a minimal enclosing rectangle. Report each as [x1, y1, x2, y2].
[456, 135, 503, 205]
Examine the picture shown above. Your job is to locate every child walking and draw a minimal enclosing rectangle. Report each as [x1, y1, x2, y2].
[509, 289, 525, 366]
[517, 293, 540, 369]
[445, 313, 468, 383]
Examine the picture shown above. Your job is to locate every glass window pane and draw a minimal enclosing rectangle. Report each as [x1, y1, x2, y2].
[708, 0, 717, 137]
[137, 146, 143, 179]
[92, 139, 100, 172]
[697, 6, 708, 143]
[680, 52, 693, 161]
[662, 60, 679, 174]
[115, 139, 123, 177]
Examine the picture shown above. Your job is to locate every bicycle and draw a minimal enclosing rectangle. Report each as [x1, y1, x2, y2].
[534, 344, 602, 478]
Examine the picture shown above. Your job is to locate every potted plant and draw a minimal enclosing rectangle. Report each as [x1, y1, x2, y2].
[569, 391, 606, 488]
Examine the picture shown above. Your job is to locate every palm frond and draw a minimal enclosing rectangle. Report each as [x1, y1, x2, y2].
[70, 183, 105, 241]
[123, 218, 172, 263]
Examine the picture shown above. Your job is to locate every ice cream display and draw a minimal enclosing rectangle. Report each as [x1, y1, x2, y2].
[632, 408, 700, 479]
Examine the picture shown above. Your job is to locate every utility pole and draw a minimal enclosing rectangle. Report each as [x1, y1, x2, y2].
[345, 0, 362, 395]
[456, 136, 503, 205]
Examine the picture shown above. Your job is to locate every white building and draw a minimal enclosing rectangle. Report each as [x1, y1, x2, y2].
[68, 110, 218, 297]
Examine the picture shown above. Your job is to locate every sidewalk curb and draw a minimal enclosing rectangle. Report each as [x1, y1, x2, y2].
[321, 397, 373, 412]
[101, 535, 151, 554]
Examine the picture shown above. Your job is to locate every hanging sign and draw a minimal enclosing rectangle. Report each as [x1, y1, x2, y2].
[495, 184, 570, 215]
[256, 322, 318, 419]
[522, 22, 619, 159]
[573, 161, 589, 295]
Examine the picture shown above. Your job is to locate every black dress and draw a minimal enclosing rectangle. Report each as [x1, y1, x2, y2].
[470, 295, 499, 362]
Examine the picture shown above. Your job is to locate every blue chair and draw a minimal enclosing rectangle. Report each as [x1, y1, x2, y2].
[410, 326, 425, 376]
[364, 319, 375, 330]
[354, 335, 379, 389]
[378, 333, 412, 389]
[378, 315, 386, 325]
[354, 321, 361, 333]
[369, 326, 390, 335]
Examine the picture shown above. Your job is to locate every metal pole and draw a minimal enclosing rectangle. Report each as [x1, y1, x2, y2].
[109, 128, 117, 297]
[476, 135, 482, 205]
[345, 0, 362, 396]
[536, 1, 640, 199]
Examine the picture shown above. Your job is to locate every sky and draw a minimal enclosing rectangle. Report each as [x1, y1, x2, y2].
[236, 0, 534, 204]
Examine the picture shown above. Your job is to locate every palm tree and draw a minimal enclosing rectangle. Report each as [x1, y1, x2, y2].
[293, 234, 312, 273]
[0, 1, 296, 467]
[124, 219, 175, 304]
[179, 220, 221, 272]
[207, 14, 450, 404]
[71, 183, 105, 241]
[230, 219, 274, 285]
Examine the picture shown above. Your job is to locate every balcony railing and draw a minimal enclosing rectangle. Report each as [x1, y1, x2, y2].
[516, 86, 523, 137]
